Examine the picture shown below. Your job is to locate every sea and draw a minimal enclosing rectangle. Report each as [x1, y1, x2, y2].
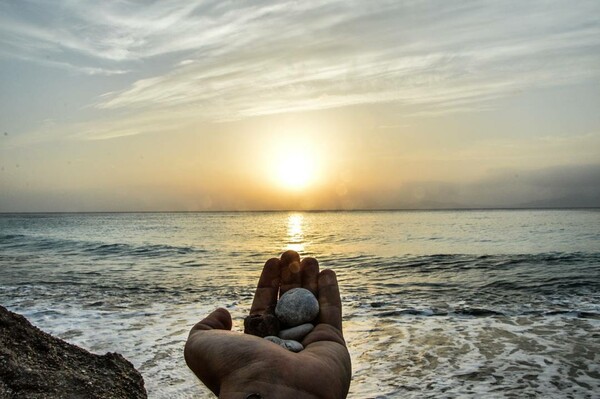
[0, 210, 599, 398]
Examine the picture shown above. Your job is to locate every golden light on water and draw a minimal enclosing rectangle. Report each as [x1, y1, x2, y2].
[285, 213, 305, 252]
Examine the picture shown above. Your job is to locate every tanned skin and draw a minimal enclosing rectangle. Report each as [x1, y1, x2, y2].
[184, 250, 352, 398]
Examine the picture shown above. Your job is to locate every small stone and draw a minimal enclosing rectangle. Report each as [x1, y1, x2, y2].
[275, 288, 319, 327]
[244, 308, 280, 338]
[281, 339, 304, 352]
[264, 335, 284, 345]
[264, 336, 304, 352]
[278, 323, 314, 341]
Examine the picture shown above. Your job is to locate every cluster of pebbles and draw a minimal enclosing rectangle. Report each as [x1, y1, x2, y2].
[244, 288, 319, 352]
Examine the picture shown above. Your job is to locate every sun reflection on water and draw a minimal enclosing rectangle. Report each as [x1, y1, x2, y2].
[285, 213, 305, 253]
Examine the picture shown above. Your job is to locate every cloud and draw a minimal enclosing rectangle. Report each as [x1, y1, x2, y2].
[371, 163, 600, 209]
[1, 0, 599, 131]
[93, 0, 600, 121]
[0, 48, 130, 76]
[273, 162, 600, 211]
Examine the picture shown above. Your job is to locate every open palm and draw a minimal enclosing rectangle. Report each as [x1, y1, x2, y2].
[184, 250, 352, 398]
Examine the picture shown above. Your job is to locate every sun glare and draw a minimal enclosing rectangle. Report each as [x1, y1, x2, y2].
[265, 135, 323, 191]
[286, 213, 305, 252]
[277, 153, 315, 189]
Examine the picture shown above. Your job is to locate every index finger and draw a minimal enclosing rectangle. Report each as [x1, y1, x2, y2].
[249, 258, 281, 315]
[317, 269, 343, 332]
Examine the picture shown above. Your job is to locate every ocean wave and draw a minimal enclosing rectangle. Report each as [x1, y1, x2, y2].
[376, 307, 505, 317]
[360, 253, 599, 280]
[2, 211, 600, 398]
[89, 242, 201, 257]
[481, 276, 600, 291]
[0, 234, 26, 240]
[374, 307, 600, 319]
[0, 234, 205, 259]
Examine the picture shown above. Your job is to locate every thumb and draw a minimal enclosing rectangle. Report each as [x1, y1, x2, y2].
[184, 308, 233, 396]
[190, 308, 232, 332]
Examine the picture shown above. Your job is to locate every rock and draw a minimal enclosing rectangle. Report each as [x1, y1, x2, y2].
[264, 336, 304, 353]
[0, 305, 146, 399]
[244, 306, 280, 338]
[281, 339, 304, 352]
[264, 335, 284, 346]
[278, 323, 314, 341]
[275, 288, 319, 327]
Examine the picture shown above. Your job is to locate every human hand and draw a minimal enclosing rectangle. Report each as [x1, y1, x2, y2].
[184, 250, 352, 398]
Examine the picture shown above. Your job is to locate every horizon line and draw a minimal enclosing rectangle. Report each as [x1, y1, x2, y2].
[1, 206, 599, 215]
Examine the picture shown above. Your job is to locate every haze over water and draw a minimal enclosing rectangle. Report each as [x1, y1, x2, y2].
[1, 210, 599, 398]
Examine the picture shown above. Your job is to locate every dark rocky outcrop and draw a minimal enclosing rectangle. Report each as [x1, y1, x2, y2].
[0, 305, 146, 399]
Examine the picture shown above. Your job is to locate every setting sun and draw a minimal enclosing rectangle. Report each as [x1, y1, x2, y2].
[263, 134, 324, 192]
[277, 153, 316, 189]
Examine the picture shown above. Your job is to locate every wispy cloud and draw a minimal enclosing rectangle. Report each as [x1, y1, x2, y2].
[96, 0, 600, 122]
[2, 0, 599, 135]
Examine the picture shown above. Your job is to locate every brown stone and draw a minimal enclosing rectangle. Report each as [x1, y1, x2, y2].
[244, 307, 280, 338]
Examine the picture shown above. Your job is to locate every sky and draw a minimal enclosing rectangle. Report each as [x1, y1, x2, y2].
[1, 0, 599, 211]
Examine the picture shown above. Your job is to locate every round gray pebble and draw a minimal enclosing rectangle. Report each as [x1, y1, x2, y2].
[275, 288, 319, 327]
